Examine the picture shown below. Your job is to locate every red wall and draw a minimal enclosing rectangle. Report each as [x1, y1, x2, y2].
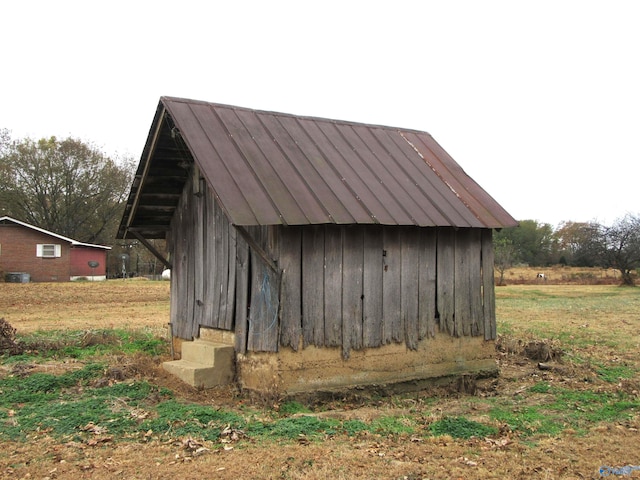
[0, 224, 71, 282]
[70, 246, 108, 277]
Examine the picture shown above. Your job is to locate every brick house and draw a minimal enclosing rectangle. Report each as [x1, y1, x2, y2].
[0, 216, 110, 282]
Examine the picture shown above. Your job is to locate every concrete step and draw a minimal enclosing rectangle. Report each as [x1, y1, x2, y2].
[162, 340, 235, 388]
[181, 339, 233, 365]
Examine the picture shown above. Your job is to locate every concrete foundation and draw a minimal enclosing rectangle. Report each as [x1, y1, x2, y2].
[237, 334, 497, 395]
[165, 328, 497, 394]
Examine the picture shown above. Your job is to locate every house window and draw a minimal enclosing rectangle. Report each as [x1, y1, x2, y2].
[36, 244, 61, 258]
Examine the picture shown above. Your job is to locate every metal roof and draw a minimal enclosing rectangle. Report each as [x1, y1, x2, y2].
[0, 216, 111, 249]
[118, 97, 517, 239]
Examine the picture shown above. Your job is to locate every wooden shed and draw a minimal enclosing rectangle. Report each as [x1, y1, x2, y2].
[118, 97, 517, 394]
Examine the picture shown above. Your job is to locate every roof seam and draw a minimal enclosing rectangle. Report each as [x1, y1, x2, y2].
[388, 131, 461, 225]
[408, 133, 489, 226]
[261, 113, 334, 224]
[312, 121, 386, 225]
[199, 104, 263, 225]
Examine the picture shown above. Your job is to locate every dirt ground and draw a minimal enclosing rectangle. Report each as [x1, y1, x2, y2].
[0, 277, 639, 479]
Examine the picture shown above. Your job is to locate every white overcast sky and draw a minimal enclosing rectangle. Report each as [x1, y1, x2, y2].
[1, 0, 638, 228]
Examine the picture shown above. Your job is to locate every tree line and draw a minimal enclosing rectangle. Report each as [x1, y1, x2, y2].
[2, 130, 639, 284]
[494, 217, 640, 286]
[0, 129, 164, 277]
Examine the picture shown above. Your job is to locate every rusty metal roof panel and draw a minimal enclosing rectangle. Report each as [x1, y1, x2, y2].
[118, 96, 517, 238]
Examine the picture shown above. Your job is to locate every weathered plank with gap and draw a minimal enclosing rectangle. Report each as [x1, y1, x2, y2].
[418, 228, 437, 338]
[342, 226, 364, 358]
[401, 227, 420, 349]
[481, 229, 496, 340]
[279, 226, 302, 350]
[247, 251, 280, 352]
[468, 229, 483, 336]
[211, 200, 224, 327]
[234, 236, 249, 354]
[223, 226, 237, 330]
[382, 227, 401, 343]
[437, 228, 455, 336]
[455, 229, 472, 337]
[302, 226, 324, 347]
[193, 191, 204, 329]
[201, 189, 215, 328]
[362, 226, 383, 347]
[324, 225, 343, 347]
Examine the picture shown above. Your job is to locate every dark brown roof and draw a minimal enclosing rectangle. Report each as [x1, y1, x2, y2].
[118, 97, 517, 239]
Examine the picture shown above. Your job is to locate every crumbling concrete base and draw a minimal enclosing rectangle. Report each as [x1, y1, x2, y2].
[236, 334, 497, 395]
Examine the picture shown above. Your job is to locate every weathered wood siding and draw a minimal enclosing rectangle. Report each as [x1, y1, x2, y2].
[170, 178, 241, 341]
[277, 225, 496, 358]
[170, 177, 497, 356]
[170, 178, 282, 352]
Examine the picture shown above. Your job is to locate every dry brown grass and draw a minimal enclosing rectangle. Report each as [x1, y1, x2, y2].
[0, 279, 170, 334]
[0, 276, 639, 479]
[503, 265, 623, 285]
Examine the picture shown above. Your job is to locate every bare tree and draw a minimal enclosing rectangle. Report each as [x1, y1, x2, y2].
[0, 135, 135, 244]
[603, 214, 640, 286]
[494, 236, 517, 286]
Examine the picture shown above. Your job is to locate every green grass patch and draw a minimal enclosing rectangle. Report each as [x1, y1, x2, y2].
[429, 416, 497, 439]
[551, 389, 639, 424]
[490, 405, 563, 436]
[0, 364, 172, 440]
[0, 363, 105, 405]
[370, 415, 416, 435]
[594, 364, 636, 383]
[489, 386, 640, 437]
[247, 415, 341, 440]
[278, 401, 311, 416]
[140, 400, 246, 440]
[529, 382, 551, 394]
[6, 328, 168, 361]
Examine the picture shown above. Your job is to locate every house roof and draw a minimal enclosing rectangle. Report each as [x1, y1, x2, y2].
[0, 216, 111, 250]
[118, 96, 517, 239]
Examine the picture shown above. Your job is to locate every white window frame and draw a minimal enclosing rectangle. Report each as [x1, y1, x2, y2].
[36, 244, 61, 258]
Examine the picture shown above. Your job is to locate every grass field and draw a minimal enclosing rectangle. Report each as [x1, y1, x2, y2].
[0, 274, 639, 479]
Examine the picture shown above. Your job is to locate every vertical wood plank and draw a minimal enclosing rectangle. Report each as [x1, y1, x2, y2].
[454, 229, 472, 337]
[481, 229, 497, 340]
[401, 227, 420, 349]
[247, 251, 280, 352]
[437, 228, 455, 336]
[183, 189, 197, 339]
[468, 229, 483, 336]
[279, 226, 302, 351]
[302, 226, 325, 347]
[234, 235, 249, 354]
[193, 190, 204, 330]
[169, 210, 182, 337]
[342, 226, 364, 358]
[217, 209, 230, 329]
[382, 227, 401, 343]
[212, 201, 224, 328]
[200, 188, 215, 328]
[324, 225, 343, 347]
[363, 226, 383, 347]
[223, 226, 237, 330]
[418, 228, 437, 338]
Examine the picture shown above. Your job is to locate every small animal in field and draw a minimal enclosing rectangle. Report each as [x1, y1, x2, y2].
[536, 273, 547, 281]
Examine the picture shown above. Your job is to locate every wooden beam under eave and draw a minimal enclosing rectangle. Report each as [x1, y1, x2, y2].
[129, 230, 171, 269]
